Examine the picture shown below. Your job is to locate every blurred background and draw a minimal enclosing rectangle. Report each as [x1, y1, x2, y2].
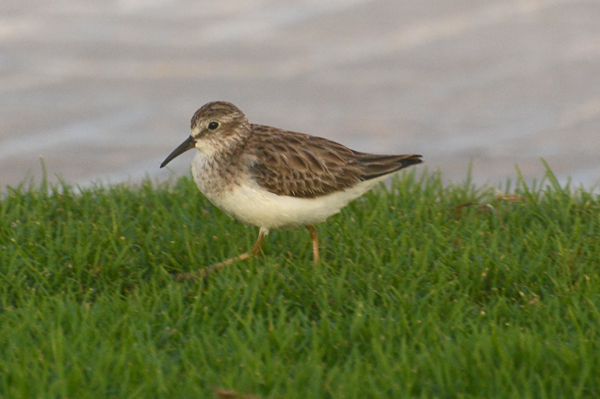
[1, 0, 599, 191]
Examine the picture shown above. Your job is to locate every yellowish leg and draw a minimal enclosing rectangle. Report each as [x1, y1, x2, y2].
[306, 225, 320, 263]
[175, 228, 268, 281]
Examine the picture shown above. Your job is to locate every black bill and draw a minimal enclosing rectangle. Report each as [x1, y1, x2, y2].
[160, 136, 196, 168]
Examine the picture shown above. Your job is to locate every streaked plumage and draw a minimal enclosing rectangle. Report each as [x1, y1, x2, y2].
[161, 101, 423, 277]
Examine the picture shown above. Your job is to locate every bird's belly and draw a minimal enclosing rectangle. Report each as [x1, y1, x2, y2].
[202, 180, 376, 230]
[190, 151, 383, 230]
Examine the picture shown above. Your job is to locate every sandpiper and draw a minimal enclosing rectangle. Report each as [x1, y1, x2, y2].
[161, 101, 422, 277]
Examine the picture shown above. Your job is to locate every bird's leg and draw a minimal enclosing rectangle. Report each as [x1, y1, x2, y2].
[175, 228, 268, 281]
[232, 228, 267, 262]
[306, 225, 320, 263]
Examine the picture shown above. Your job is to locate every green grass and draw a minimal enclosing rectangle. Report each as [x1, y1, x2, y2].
[1, 165, 599, 398]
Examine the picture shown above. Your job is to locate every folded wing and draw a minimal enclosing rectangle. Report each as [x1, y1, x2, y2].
[247, 124, 422, 199]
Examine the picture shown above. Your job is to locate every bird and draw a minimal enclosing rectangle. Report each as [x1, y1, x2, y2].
[160, 101, 422, 278]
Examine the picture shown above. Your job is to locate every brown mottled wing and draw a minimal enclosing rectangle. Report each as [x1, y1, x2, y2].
[246, 124, 423, 199]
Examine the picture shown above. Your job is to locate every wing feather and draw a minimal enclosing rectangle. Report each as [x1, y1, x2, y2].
[246, 124, 422, 198]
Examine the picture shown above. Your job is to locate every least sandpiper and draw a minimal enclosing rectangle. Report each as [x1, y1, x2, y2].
[161, 101, 422, 277]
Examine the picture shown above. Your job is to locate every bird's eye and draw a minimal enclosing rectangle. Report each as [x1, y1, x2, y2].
[208, 121, 219, 130]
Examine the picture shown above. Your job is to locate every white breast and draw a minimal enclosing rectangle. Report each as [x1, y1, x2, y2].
[190, 149, 385, 230]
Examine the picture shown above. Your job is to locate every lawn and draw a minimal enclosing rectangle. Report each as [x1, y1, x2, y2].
[1, 165, 599, 398]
